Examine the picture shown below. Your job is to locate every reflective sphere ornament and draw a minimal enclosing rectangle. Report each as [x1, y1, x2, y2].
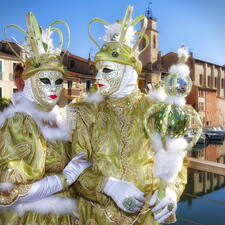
[154, 104, 189, 138]
[164, 73, 192, 97]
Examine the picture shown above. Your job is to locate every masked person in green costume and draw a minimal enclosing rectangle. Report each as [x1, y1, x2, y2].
[0, 13, 90, 225]
[70, 5, 188, 225]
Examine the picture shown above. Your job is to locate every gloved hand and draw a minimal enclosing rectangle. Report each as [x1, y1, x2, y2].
[103, 177, 145, 213]
[149, 187, 177, 224]
[62, 153, 91, 185]
[18, 153, 91, 203]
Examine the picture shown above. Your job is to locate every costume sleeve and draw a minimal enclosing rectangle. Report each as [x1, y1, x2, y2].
[70, 105, 108, 204]
[168, 156, 189, 200]
[0, 112, 48, 205]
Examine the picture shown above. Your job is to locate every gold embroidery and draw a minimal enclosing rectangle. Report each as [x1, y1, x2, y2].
[0, 184, 31, 206]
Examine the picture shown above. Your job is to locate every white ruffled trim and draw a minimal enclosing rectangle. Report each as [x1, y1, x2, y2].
[151, 132, 188, 183]
[0, 92, 71, 142]
[0, 196, 78, 217]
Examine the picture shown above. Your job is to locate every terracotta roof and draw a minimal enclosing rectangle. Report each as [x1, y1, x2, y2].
[162, 52, 224, 68]
[65, 70, 95, 80]
[0, 50, 19, 60]
[62, 51, 93, 64]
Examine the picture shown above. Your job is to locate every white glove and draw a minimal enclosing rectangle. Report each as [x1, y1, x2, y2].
[62, 153, 91, 185]
[18, 153, 91, 203]
[103, 177, 145, 213]
[149, 187, 177, 224]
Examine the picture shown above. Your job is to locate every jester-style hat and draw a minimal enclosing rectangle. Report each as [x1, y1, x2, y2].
[5, 13, 70, 79]
[88, 5, 149, 74]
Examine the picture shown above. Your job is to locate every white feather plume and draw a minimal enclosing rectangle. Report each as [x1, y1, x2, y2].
[177, 45, 189, 61]
[101, 22, 136, 47]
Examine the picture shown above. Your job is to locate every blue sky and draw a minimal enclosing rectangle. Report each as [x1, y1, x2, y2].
[0, 0, 225, 65]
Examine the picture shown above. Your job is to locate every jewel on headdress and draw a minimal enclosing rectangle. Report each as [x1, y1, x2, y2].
[112, 51, 119, 57]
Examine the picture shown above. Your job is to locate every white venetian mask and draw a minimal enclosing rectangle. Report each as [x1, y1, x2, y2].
[95, 61, 126, 96]
[30, 70, 63, 109]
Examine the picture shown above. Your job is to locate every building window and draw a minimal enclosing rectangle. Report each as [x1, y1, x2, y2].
[70, 60, 75, 68]
[199, 172, 203, 183]
[12, 62, 18, 71]
[198, 102, 204, 112]
[207, 76, 211, 87]
[0, 60, 3, 80]
[13, 88, 18, 93]
[198, 89, 204, 97]
[153, 35, 156, 49]
[199, 74, 203, 85]
[86, 80, 91, 91]
[68, 80, 73, 88]
[222, 79, 224, 89]
[214, 77, 217, 88]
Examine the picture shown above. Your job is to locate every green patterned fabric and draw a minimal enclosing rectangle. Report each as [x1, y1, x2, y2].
[70, 91, 188, 225]
[0, 112, 77, 225]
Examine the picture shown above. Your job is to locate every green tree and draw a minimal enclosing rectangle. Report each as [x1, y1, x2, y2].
[0, 98, 11, 111]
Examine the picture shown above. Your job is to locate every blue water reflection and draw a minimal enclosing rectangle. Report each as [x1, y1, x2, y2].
[174, 140, 225, 225]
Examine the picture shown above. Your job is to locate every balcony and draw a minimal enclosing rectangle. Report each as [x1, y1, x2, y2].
[64, 88, 81, 99]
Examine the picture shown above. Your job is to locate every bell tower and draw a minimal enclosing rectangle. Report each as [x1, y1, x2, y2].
[139, 2, 161, 85]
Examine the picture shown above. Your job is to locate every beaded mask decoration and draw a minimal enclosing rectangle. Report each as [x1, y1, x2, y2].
[5, 13, 70, 110]
[89, 5, 149, 96]
[89, 5, 149, 74]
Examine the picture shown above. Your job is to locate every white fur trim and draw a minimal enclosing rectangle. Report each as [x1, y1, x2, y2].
[85, 92, 104, 103]
[0, 183, 13, 191]
[151, 133, 164, 152]
[0, 92, 71, 142]
[151, 132, 188, 183]
[165, 96, 186, 106]
[169, 64, 190, 77]
[147, 85, 167, 102]
[0, 196, 78, 217]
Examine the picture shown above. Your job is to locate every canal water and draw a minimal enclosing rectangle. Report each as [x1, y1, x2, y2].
[174, 140, 225, 225]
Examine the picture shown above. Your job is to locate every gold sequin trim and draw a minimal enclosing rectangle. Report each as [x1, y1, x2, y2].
[0, 184, 31, 206]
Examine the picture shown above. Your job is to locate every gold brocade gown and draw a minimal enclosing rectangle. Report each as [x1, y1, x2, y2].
[70, 90, 188, 225]
[0, 106, 78, 225]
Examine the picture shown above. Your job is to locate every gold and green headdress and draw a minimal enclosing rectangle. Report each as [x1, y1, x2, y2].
[5, 12, 70, 79]
[88, 5, 149, 74]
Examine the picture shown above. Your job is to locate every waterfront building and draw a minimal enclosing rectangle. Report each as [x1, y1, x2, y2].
[161, 52, 225, 127]
[0, 41, 20, 98]
[0, 5, 224, 127]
